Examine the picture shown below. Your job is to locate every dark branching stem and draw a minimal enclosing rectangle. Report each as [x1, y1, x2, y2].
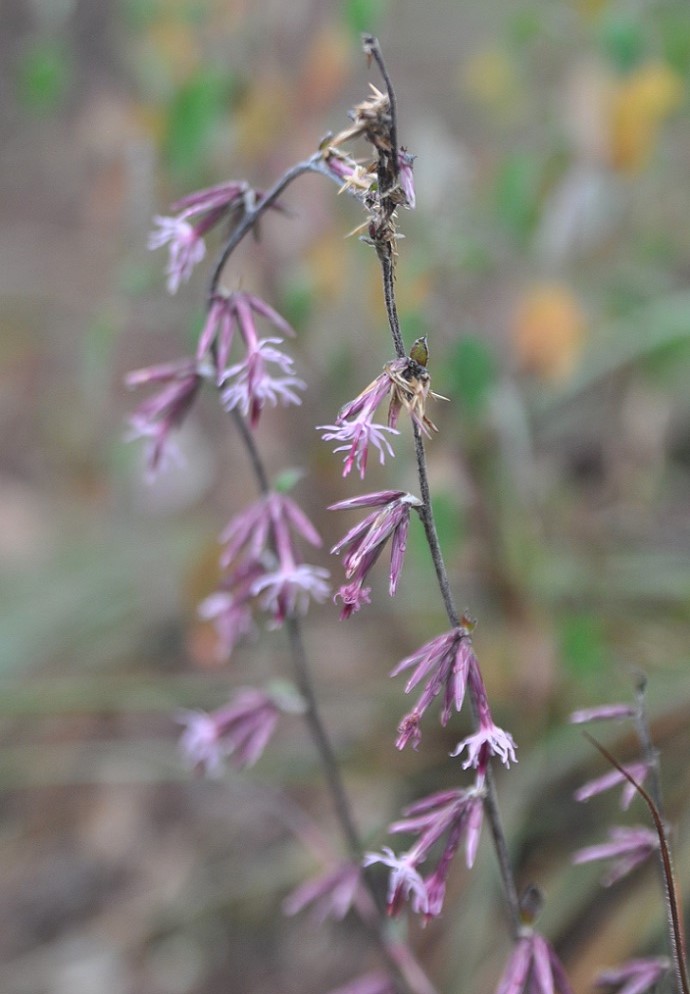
[209, 159, 439, 994]
[583, 733, 689, 994]
[370, 38, 523, 940]
[363, 33, 399, 183]
[207, 155, 323, 306]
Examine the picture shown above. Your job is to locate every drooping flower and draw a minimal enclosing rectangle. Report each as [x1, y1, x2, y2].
[570, 703, 637, 724]
[282, 861, 362, 924]
[221, 338, 306, 428]
[391, 626, 478, 749]
[148, 180, 256, 293]
[198, 290, 295, 385]
[450, 659, 517, 772]
[319, 351, 447, 478]
[125, 357, 202, 478]
[397, 147, 416, 209]
[575, 760, 651, 810]
[595, 957, 670, 994]
[197, 557, 264, 660]
[178, 686, 292, 775]
[318, 372, 398, 479]
[329, 491, 421, 618]
[362, 847, 429, 917]
[495, 931, 574, 994]
[572, 826, 659, 885]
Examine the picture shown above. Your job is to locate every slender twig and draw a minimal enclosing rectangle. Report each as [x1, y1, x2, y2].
[205, 151, 439, 994]
[363, 33, 399, 183]
[207, 155, 323, 306]
[584, 732, 689, 994]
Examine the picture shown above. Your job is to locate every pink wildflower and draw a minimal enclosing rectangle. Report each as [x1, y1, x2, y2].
[149, 181, 255, 293]
[318, 371, 398, 479]
[595, 957, 670, 994]
[573, 826, 659, 885]
[397, 147, 416, 209]
[575, 761, 651, 810]
[125, 357, 202, 478]
[178, 687, 288, 775]
[450, 659, 517, 772]
[329, 491, 420, 619]
[362, 847, 429, 917]
[391, 626, 478, 748]
[282, 861, 362, 923]
[570, 704, 637, 724]
[496, 931, 574, 994]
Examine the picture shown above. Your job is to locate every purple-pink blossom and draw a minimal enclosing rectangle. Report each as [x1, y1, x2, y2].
[574, 761, 651, 810]
[364, 783, 485, 921]
[496, 931, 574, 994]
[125, 357, 202, 478]
[178, 687, 289, 775]
[318, 370, 398, 479]
[391, 627, 478, 748]
[148, 180, 255, 293]
[397, 148, 416, 209]
[595, 957, 669, 994]
[573, 825, 659, 885]
[362, 847, 429, 917]
[329, 490, 421, 618]
[282, 861, 362, 923]
[570, 703, 637, 724]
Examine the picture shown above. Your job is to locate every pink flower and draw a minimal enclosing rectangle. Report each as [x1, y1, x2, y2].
[282, 861, 362, 923]
[573, 826, 658, 885]
[199, 290, 295, 385]
[362, 847, 429, 917]
[575, 761, 651, 810]
[206, 491, 328, 637]
[595, 957, 669, 994]
[318, 372, 398, 478]
[329, 491, 421, 617]
[178, 687, 290, 775]
[149, 181, 255, 294]
[452, 722, 518, 771]
[149, 216, 207, 293]
[125, 357, 202, 478]
[390, 786, 485, 872]
[496, 931, 574, 994]
[251, 562, 330, 625]
[391, 627, 478, 748]
[570, 704, 636, 724]
[397, 147, 416, 209]
[221, 338, 305, 428]
[450, 658, 517, 772]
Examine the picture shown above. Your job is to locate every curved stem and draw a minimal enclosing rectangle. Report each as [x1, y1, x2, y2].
[207, 155, 322, 305]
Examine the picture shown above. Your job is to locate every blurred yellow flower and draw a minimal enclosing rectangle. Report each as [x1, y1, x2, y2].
[512, 283, 587, 380]
[461, 47, 521, 116]
[609, 63, 683, 171]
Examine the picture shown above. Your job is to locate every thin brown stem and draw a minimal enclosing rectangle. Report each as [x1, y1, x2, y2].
[584, 733, 689, 994]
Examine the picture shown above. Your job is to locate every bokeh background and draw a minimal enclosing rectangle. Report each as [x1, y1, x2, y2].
[2, 0, 690, 992]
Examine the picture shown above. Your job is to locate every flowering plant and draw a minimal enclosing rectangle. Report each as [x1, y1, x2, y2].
[127, 34, 687, 994]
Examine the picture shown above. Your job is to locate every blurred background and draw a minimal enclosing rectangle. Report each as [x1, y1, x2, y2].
[2, 0, 690, 991]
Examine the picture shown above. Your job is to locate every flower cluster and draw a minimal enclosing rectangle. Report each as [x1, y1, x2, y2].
[318, 350, 445, 479]
[365, 784, 485, 921]
[149, 180, 263, 293]
[329, 490, 421, 618]
[178, 684, 304, 776]
[201, 491, 330, 658]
